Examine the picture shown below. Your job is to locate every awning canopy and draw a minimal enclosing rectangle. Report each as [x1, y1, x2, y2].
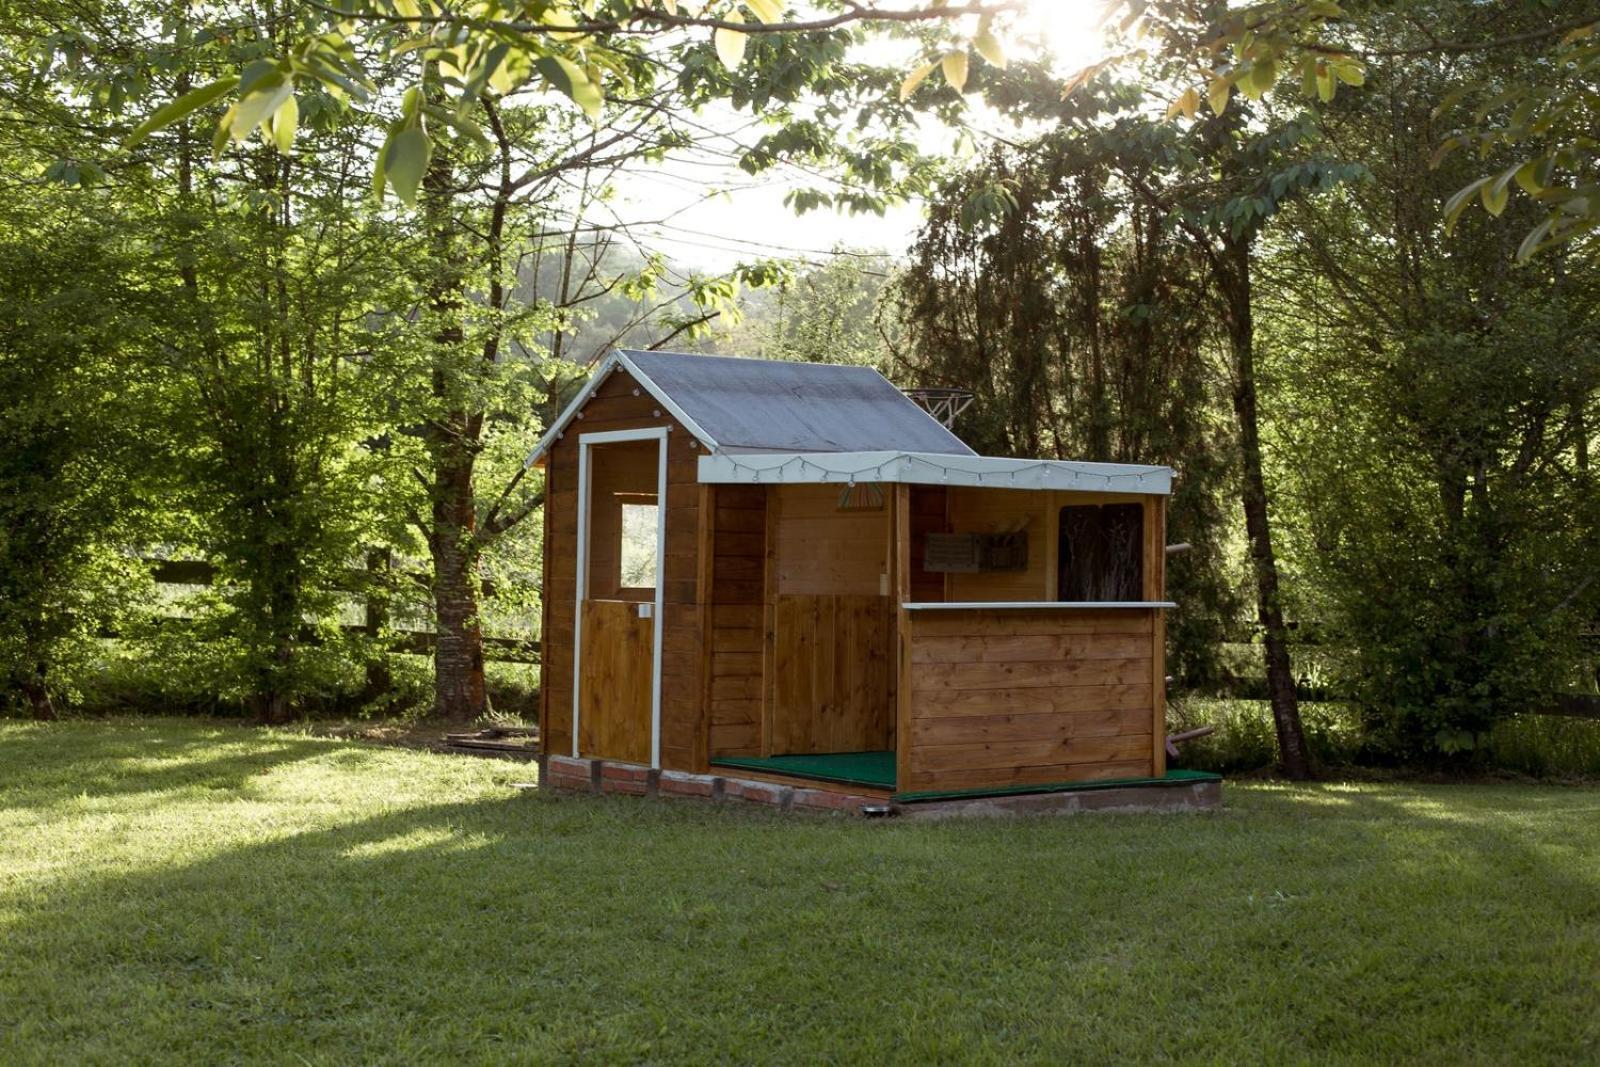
[695, 450, 1172, 495]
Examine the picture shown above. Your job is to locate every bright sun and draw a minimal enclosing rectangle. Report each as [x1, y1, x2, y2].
[1015, 0, 1113, 74]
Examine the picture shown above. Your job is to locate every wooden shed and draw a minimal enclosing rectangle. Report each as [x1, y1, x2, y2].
[530, 350, 1195, 805]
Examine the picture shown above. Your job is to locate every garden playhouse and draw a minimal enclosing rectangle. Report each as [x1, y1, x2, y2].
[528, 350, 1219, 813]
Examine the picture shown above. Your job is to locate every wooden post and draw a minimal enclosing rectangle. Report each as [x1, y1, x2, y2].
[893, 483, 912, 793]
[1147, 495, 1168, 776]
[695, 482, 715, 772]
[538, 468, 553, 752]
[760, 485, 777, 757]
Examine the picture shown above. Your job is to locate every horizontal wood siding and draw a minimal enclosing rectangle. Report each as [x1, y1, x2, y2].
[902, 607, 1158, 793]
[772, 484, 887, 597]
[944, 487, 1049, 602]
[708, 485, 765, 757]
[540, 367, 705, 770]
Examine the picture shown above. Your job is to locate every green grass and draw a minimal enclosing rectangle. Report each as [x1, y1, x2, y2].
[2, 721, 1598, 1064]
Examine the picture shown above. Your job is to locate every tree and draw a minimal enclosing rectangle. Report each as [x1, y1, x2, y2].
[1258, 8, 1600, 760]
[0, 216, 153, 718]
[1094, 0, 1599, 259]
[890, 132, 1241, 694]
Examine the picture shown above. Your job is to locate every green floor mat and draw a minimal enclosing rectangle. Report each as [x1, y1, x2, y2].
[711, 751, 896, 790]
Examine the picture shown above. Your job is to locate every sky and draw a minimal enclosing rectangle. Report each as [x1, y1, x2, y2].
[603, 1, 1115, 272]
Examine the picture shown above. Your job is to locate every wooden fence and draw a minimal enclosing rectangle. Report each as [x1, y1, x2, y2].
[144, 558, 540, 664]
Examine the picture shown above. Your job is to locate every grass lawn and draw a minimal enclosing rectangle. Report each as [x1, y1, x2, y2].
[2, 721, 1597, 1064]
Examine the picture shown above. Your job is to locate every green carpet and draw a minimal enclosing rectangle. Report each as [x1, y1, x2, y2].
[710, 751, 897, 790]
[706, 755, 1222, 800]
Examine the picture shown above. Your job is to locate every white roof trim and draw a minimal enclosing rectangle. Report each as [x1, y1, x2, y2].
[524, 351, 721, 468]
[696, 450, 1172, 495]
[903, 601, 1176, 610]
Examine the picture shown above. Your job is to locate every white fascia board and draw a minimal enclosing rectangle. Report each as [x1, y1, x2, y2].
[523, 350, 719, 468]
[902, 601, 1177, 610]
[613, 350, 721, 453]
[696, 450, 1172, 496]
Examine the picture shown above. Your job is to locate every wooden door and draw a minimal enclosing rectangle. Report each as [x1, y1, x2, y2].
[579, 599, 654, 763]
[771, 594, 893, 754]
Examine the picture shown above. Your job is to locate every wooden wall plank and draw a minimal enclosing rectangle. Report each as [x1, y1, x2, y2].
[772, 484, 887, 597]
[902, 605, 1161, 794]
[944, 487, 1050, 602]
[910, 633, 1153, 664]
[707, 485, 767, 759]
[910, 657, 1152, 692]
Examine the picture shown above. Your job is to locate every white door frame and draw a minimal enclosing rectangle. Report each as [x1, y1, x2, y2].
[572, 426, 669, 767]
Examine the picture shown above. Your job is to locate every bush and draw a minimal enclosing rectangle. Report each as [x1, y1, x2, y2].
[1486, 715, 1600, 779]
[1168, 699, 1365, 774]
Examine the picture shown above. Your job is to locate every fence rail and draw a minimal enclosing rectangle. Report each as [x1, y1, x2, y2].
[141, 557, 539, 664]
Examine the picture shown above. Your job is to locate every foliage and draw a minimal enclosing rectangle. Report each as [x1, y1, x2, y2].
[1095, 0, 1600, 258]
[1170, 699, 1366, 774]
[1487, 714, 1600, 778]
[0, 215, 155, 717]
[889, 134, 1241, 689]
[1260, 16, 1600, 762]
[711, 252, 898, 368]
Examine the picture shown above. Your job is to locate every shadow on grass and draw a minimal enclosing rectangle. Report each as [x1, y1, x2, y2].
[2, 728, 1598, 1063]
[0, 720, 350, 811]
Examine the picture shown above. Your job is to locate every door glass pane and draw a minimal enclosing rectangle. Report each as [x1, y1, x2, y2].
[620, 502, 659, 589]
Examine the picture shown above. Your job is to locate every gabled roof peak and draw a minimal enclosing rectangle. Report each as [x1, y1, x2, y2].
[526, 349, 975, 466]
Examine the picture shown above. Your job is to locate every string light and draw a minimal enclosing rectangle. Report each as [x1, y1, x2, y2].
[707, 451, 1167, 490]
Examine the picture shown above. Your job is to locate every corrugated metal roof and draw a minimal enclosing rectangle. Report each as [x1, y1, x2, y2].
[620, 350, 976, 455]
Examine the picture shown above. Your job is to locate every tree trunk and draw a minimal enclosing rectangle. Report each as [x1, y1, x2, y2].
[361, 546, 393, 703]
[253, 526, 300, 726]
[419, 117, 490, 724]
[431, 423, 487, 721]
[18, 661, 56, 721]
[1223, 239, 1312, 779]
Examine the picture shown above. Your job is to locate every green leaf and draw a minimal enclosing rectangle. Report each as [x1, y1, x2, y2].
[1513, 158, 1547, 196]
[384, 126, 431, 206]
[1315, 66, 1335, 103]
[227, 76, 293, 142]
[744, 0, 782, 22]
[714, 12, 747, 71]
[1250, 56, 1278, 95]
[1481, 178, 1510, 217]
[1208, 75, 1231, 115]
[123, 76, 239, 149]
[900, 61, 937, 102]
[975, 25, 1006, 69]
[1166, 87, 1200, 120]
[1333, 60, 1364, 86]
[941, 50, 968, 93]
[1443, 176, 1491, 234]
[271, 94, 298, 154]
[534, 55, 603, 119]
[371, 136, 388, 202]
[1515, 217, 1556, 263]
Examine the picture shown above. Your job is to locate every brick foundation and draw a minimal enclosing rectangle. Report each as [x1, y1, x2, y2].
[537, 758, 1218, 818]
[658, 769, 722, 799]
[600, 761, 657, 797]
[721, 778, 794, 810]
[545, 755, 600, 794]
